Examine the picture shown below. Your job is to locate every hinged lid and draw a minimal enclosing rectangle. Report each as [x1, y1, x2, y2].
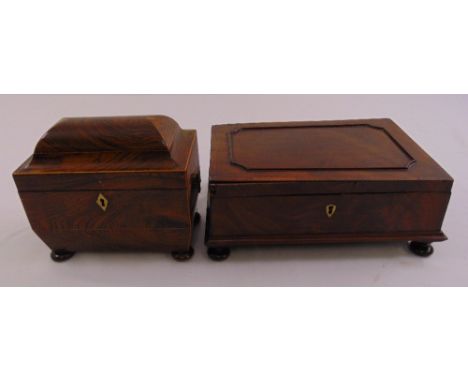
[14, 115, 196, 191]
[209, 118, 453, 196]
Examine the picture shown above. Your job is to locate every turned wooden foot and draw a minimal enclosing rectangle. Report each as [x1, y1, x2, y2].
[171, 247, 194, 262]
[408, 241, 434, 257]
[207, 247, 230, 261]
[51, 249, 76, 262]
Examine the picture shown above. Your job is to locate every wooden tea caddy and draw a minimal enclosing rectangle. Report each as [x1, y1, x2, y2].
[13, 115, 201, 262]
[205, 118, 453, 261]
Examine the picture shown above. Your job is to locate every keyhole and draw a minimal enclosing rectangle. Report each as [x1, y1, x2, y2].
[96, 193, 108, 211]
[325, 204, 336, 218]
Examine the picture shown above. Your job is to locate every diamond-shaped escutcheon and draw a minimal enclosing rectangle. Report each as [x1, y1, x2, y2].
[96, 193, 109, 212]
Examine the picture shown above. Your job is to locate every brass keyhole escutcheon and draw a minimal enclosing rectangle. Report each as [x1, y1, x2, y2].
[326, 204, 336, 218]
[96, 193, 108, 212]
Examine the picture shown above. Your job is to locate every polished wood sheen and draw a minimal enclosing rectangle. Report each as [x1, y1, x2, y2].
[13, 115, 200, 261]
[230, 124, 415, 170]
[205, 118, 453, 259]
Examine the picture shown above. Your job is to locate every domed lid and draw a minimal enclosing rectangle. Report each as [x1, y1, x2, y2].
[13, 115, 197, 191]
[34, 115, 179, 155]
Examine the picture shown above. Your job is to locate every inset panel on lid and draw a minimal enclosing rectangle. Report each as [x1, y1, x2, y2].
[229, 125, 415, 171]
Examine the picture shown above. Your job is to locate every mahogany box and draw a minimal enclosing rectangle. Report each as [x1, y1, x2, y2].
[13, 115, 201, 262]
[205, 119, 453, 261]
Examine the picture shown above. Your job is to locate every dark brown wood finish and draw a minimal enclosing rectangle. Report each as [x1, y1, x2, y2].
[205, 118, 453, 260]
[13, 115, 200, 262]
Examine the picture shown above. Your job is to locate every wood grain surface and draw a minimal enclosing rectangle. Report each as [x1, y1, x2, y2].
[206, 118, 453, 249]
[13, 115, 200, 254]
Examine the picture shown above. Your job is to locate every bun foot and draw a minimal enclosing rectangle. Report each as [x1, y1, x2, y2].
[171, 247, 194, 262]
[207, 247, 230, 262]
[408, 241, 434, 257]
[51, 249, 76, 262]
[193, 212, 201, 226]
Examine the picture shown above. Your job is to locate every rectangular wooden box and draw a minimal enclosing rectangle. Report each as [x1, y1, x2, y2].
[205, 119, 453, 258]
[13, 116, 200, 262]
